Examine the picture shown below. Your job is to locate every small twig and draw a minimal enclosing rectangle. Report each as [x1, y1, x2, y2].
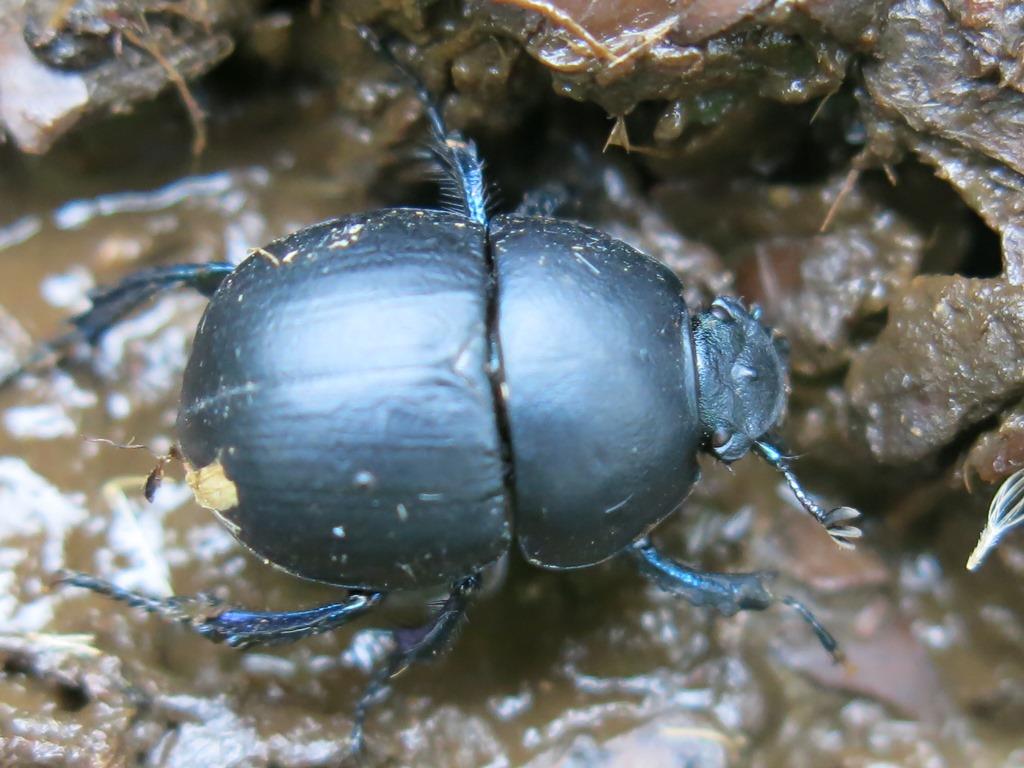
[604, 115, 630, 153]
[119, 25, 207, 156]
[491, 0, 612, 61]
[603, 115, 674, 158]
[809, 90, 835, 124]
[84, 436, 147, 451]
[819, 165, 860, 233]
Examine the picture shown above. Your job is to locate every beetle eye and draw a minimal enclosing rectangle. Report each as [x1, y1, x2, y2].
[711, 427, 732, 448]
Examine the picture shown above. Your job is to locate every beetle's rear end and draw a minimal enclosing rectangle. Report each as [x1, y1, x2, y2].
[177, 210, 510, 591]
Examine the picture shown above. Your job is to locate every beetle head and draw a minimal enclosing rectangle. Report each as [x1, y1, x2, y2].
[693, 296, 789, 462]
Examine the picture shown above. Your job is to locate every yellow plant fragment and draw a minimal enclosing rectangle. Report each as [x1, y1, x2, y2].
[186, 458, 239, 512]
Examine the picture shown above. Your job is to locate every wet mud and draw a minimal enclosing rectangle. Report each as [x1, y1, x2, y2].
[1, 1, 1023, 766]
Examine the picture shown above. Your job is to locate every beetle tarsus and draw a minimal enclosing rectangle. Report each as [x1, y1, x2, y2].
[55, 570, 382, 648]
[349, 573, 480, 755]
[753, 439, 863, 549]
[782, 596, 843, 664]
[629, 540, 842, 661]
[54, 569, 222, 621]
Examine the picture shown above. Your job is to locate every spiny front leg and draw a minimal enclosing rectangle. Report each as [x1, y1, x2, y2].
[628, 540, 842, 663]
[754, 439, 863, 550]
[352, 25, 488, 227]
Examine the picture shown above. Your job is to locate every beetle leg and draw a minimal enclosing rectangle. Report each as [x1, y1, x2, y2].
[353, 25, 488, 227]
[753, 439, 863, 550]
[628, 539, 843, 663]
[349, 573, 481, 755]
[2, 262, 234, 387]
[54, 571, 382, 649]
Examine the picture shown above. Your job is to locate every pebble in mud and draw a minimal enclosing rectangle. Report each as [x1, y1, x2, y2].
[848, 276, 1024, 464]
[656, 174, 929, 376]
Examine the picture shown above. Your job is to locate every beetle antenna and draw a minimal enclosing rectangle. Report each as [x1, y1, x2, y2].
[753, 439, 862, 550]
[781, 595, 844, 664]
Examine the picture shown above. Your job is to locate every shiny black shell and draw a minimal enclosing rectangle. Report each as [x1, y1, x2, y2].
[177, 209, 701, 590]
[177, 210, 509, 590]
[492, 215, 700, 569]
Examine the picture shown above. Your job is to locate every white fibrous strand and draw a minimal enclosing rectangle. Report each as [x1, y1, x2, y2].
[968, 468, 1024, 571]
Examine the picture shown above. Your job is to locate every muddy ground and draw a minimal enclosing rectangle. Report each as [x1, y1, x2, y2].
[0, 1, 1022, 766]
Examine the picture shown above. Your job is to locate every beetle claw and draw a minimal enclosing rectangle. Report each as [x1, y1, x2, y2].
[821, 506, 863, 549]
[823, 506, 861, 525]
[755, 441, 864, 549]
[828, 532, 859, 550]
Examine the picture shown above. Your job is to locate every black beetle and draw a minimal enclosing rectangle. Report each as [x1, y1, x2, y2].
[6, 26, 861, 752]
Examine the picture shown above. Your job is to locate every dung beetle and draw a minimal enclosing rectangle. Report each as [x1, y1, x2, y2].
[5, 26, 861, 752]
